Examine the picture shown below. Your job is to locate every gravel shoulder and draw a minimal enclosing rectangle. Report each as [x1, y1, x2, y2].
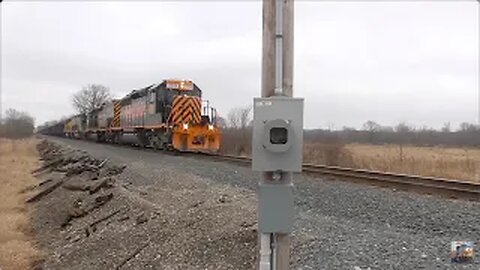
[33, 137, 480, 270]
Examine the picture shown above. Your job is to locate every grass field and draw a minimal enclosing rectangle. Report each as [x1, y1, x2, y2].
[0, 139, 41, 270]
[304, 143, 480, 182]
[221, 131, 480, 182]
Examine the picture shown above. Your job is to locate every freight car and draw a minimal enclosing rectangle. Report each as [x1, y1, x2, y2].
[44, 79, 221, 152]
[38, 121, 65, 137]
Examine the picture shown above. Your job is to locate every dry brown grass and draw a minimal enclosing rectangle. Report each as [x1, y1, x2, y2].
[0, 138, 41, 270]
[346, 144, 480, 181]
[303, 143, 354, 166]
[220, 128, 252, 157]
[304, 142, 480, 182]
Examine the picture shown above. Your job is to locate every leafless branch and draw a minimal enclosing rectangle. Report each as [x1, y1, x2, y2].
[72, 84, 112, 114]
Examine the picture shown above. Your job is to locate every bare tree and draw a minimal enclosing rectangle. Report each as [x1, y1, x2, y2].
[363, 120, 381, 132]
[222, 106, 253, 155]
[227, 106, 252, 129]
[227, 110, 240, 129]
[363, 120, 382, 144]
[239, 106, 252, 129]
[72, 84, 112, 114]
[394, 122, 413, 133]
[458, 122, 478, 132]
[441, 122, 451, 133]
[215, 116, 228, 129]
[1, 108, 35, 138]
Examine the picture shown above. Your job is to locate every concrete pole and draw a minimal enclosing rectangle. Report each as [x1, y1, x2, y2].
[261, 0, 294, 269]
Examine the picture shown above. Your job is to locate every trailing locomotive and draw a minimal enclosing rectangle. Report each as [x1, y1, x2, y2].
[47, 79, 221, 152]
[64, 114, 86, 139]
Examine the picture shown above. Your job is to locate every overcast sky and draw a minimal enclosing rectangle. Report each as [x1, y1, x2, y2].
[1, 1, 479, 129]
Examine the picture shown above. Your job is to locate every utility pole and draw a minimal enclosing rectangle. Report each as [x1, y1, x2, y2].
[255, 1, 299, 270]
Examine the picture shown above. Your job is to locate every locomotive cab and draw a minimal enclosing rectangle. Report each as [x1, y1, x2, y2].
[117, 79, 221, 152]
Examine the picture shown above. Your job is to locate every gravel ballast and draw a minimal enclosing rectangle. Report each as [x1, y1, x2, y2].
[32, 137, 480, 269]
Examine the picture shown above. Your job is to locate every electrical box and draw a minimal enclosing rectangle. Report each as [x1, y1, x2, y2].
[258, 183, 294, 233]
[252, 96, 304, 172]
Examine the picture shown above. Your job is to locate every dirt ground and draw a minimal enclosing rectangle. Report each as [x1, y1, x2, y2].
[0, 139, 41, 270]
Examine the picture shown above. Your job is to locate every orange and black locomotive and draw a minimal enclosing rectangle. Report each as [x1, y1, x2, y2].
[59, 79, 220, 152]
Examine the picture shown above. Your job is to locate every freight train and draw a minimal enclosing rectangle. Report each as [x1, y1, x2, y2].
[40, 79, 221, 152]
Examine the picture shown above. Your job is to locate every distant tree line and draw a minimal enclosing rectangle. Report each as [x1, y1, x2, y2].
[306, 121, 480, 147]
[218, 106, 253, 155]
[219, 107, 480, 154]
[0, 109, 35, 139]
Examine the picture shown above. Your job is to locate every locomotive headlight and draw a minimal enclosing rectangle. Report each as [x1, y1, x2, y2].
[208, 124, 214, 131]
[183, 123, 189, 130]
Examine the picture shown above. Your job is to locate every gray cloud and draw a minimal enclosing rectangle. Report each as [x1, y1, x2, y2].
[1, 1, 478, 129]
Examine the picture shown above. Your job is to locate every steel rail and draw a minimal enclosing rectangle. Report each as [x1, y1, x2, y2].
[41, 136, 480, 201]
[200, 152, 480, 201]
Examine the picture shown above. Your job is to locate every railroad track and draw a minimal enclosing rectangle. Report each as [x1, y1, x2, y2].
[42, 136, 480, 201]
[200, 153, 480, 201]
